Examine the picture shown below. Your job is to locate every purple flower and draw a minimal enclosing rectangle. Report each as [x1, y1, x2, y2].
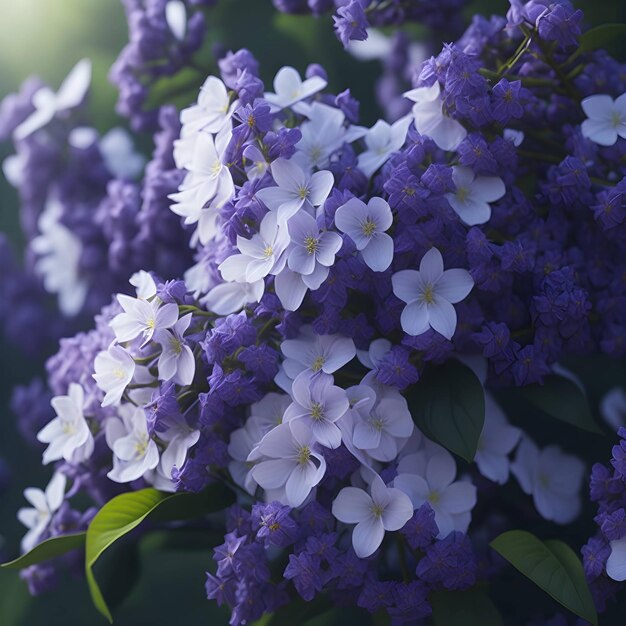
[400, 503, 439, 550]
[333, 1, 369, 48]
[284, 551, 324, 601]
[252, 501, 299, 548]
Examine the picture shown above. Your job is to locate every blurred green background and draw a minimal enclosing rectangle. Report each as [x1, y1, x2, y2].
[1, 0, 626, 624]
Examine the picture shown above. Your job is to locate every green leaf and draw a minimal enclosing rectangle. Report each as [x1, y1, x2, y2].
[516, 374, 601, 433]
[85, 484, 234, 622]
[1, 532, 86, 570]
[579, 24, 626, 53]
[431, 589, 503, 626]
[490, 530, 597, 626]
[404, 359, 485, 462]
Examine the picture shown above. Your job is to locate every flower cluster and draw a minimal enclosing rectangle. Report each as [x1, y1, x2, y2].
[4, 0, 626, 624]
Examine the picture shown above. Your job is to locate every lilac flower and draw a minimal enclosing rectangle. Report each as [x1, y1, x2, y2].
[357, 116, 411, 178]
[335, 196, 394, 272]
[332, 475, 413, 558]
[333, 1, 369, 48]
[252, 501, 298, 548]
[400, 503, 439, 550]
[392, 247, 474, 339]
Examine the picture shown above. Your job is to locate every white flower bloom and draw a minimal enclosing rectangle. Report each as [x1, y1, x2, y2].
[475, 394, 521, 485]
[129, 270, 157, 300]
[255, 158, 334, 225]
[110, 294, 179, 345]
[219, 211, 289, 284]
[243, 144, 269, 180]
[607, 538, 626, 581]
[30, 198, 88, 316]
[334, 196, 394, 272]
[37, 383, 94, 465]
[283, 373, 349, 449]
[332, 474, 413, 558]
[165, 0, 187, 40]
[404, 82, 467, 152]
[99, 127, 146, 179]
[293, 102, 366, 170]
[445, 166, 506, 226]
[93, 344, 136, 407]
[357, 116, 412, 178]
[392, 247, 474, 339]
[511, 436, 585, 524]
[281, 326, 356, 380]
[581, 93, 626, 146]
[14, 59, 91, 140]
[352, 396, 414, 462]
[249, 420, 326, 508]
[600, 387, 626, 431]
[394, 449, 477, 537]
[106, 405, 159, 483]
[154, 314, 195, 386]
[264, 66, 327, 112]
[17, 473, 66, 553]
[203, 279, 265, 315]
[274, 267, 309, 312]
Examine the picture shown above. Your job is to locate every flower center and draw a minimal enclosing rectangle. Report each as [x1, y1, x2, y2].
[428, 491, 440, 505]
[311, 356, 325, 372]
[422, 284, 435, 305]
[297, 445, 311, 465]
[361, 218, 377, 238]
[170, 336, 183, 355]
[612, 111, 623, 128]
[113, 367, 126, 380]
[310, 402, 324, 421]
[263, 245, 274, 258]
[135, 437, 148, 458]
[456, 186, 470, 203]
[304, 236, 319, 255]
[371, 503, 385, 518]
[371, 416, 385, 432]
[211, 160, 222, 176]
[297, 185, 309, 200]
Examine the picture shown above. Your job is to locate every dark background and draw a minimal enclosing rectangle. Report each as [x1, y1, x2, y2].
[1, 0, 625, 624]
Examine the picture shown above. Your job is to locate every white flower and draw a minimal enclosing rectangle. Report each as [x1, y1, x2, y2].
[203, 280, 265, 315]
[394, 449, 477, 537]
[284, 373, 349, 449]
[110, 294, 179, 346]
[154, 314, 195, 386]
[445, 166, 506, 226]
[334, 196, 394, 272]
[280, 326, 356, 380]
[404, 82, 467, 152]
[392, 247, 474, 339]
[243, 144, 269, 180]
[606, 538, 626, 581]
[581, 93, 626, 146]
[255, 158, 334, 225]
[475, 394, 521, 485]
[37, 383, 94, 465]
[129, 270, 157, 300]
[219, 211, 289, 284]
[106, 405, 160, 483]
[93, 344, 136, 407]
[293, 102, 366, 170]
[165, 0, 187, 40]
[99, 127, 146, 179]
[332, 474, 413, 558]
[600, 387, 626, 431]
[30, 198, 88, 316]
[511, 436, 585, 524]
[17, 473, 66, 553]
[249, 419, 327, 508]
[14, 59, 91, 140]
[264, 66, 327, 112]
[352, 395, 414, 462]
[357, 116, 412, 178]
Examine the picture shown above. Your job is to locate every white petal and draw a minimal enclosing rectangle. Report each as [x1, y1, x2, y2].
[440, 482, 477, 514]
[275, 268, 308, 311]
[352, 516, 385, 558]
[391, 270, 422, 303]
[428, 298, 457, 340]
[361, 233, 393, 272]
[581, 94, 614, 119]
[607, 539, 626, 581]
[419, 247, 444, 284]
[436, 269, 474, 304]
[426, 453, 456, 491]
[332, 486, 373, 523]
[400, 300, 430, 336]
[381, 488, 414, 531]
[308, 170, 334, 206]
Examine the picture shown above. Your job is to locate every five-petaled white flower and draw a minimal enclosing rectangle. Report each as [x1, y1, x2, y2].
[37, 383, 94, 465]
[93, 344, 136, 407]
[334, 196, 394, 272]
[255, 158, 334, 225]
[607, 538, 626, 581]
[357, 116, 412, 178]
[404, 82, 467, 152]
[249, 420, 327, 508]
[332, 474, 413, 558]
[581, 93, 626, 146]
[14, 59, 91, 140]
[154, 313, 196, 386]
[445, 166, 506, 226]
[392, 247, 474, 339]
[18, 472, 66, 553]
[264, 66, 327, 112]
[110, 294, 179, 346]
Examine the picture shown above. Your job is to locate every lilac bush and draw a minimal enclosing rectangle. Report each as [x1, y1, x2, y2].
[2, 0, 626, 624]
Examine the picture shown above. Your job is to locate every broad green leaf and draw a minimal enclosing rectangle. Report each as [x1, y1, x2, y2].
[490, 530, 597, 626]
[405, 359, 485, 462]
[516, 374, 601, 433]
[579, 24, 626, 53]
[1, 532, 85, 570]
[431, 588, 503, 626]
[85, 485, 234, 622]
